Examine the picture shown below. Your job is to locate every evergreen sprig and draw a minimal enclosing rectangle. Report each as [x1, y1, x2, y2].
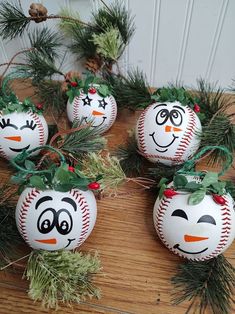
[108, 69, 152, 109]
[69, 27, 97, 59]
[172, 255, 235, 314]
[25, 250, 101, 308]
[116, 134, 147, 176]
[61, 121, 107, 158]
[92, 1, 135, 45]
[28, 27, 62, 61]
[0, 1, 30, 39]
[81, 152, 126, 191]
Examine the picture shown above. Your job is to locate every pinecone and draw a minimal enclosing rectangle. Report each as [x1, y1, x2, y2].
[85, 57, 103, 73]
[29, 3, 48, 23]
[61, 71, 81, 92]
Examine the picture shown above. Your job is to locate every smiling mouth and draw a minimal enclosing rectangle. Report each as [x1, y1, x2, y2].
[65, 238, 76, 248]
[9, 144, 30, 152]
[173, 244, 208, 255]
[149, 132, 178, 153]
[84, 117, 107, 128]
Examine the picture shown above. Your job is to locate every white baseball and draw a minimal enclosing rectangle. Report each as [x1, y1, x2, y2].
[136, 101, 202, 166]
[0, 111, 48, 160]
[153, 188, 235, 261]
[67, 86, 117, 134]
[16, 188, 97, 251]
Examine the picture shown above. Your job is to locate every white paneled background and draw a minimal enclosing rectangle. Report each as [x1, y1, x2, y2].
[0, 0, 235, 88]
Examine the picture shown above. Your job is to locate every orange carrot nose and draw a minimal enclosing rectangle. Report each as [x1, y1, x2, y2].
[165, 125, 182, 132]
[35, 238, 57, 244]
[92, 110, 104, 116]
[184, 234, 209, 242]
[4, 136, 22, 142]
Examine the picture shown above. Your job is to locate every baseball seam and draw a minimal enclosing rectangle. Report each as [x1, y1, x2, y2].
[70, 189, 90, 248]
[28, 111, 45, 146]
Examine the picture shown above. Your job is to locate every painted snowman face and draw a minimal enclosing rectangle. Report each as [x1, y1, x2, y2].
[67, 87, 117, 134]
[153, 191, 235, 260]
[16, 188, 97, 251]
[136, 101, 202, 166]
[0, 111, 48, 160]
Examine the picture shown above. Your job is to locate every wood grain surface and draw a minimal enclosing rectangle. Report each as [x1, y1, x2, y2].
[0, 85, 234, 314]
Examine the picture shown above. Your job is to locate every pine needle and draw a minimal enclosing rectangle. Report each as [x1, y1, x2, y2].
[58, 7, 81, 36]
[0, 1, 30, 39]
[172, 255, 235, 314]
[25, 250, 101, 309]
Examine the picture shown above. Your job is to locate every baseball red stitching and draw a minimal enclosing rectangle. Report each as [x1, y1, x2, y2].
[28, 111, 46, 146]
[70, 189, 91, 248]
[18, 188, 40, 247]
[72, 94, 83, 120]
[137, 105, 152, 154]
[105, 96, 117, 130]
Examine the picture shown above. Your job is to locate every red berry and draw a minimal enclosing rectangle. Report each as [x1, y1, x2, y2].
[70, 81, 78, 87]
[212, 194, 226, 205]
[36, 103, 43, 110]
[163, 189, 178, 198]
[88, 182, 100, 190]
[89, 87, 96, 94]
[68, 166, 75, 172]
[194, 104, 200, 112]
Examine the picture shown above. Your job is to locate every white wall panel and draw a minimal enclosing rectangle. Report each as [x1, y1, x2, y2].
[0, 0, 234, 88]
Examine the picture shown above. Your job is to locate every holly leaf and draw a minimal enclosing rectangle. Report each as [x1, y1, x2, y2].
[159, 183, 167, 199]
[173, 175, 188, 188]
[157, 177, 169, 188]
[188, 188, 206, 205]
[202, 172, 218, 187]
[97, 84, 110, 97]
[211, 182, 226, 195]
[29, 176, 47, 190]
[185, 182, 203, 191]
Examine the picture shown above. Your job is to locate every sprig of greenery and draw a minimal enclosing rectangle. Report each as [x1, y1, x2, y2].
[116, 134, 147, 176]
[172, 255, 235, 314]
[108, 69, 152, 109]
[25, 250, 101, 308]
[151, 86, 195, 107]
[81, 152, 126, 191]
[91, 27, 124, 61]
[92, 1, 135, 45]
[0, 1, 30, 39]
[28, 27, 62, 61]
[58, 7, 81, 36]
[61, 121, 107, 158]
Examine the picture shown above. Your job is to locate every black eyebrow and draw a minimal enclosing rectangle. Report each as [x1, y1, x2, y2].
[35, 196, 53, 209]
[62, 197, 77, 212]
[173, 105, 185, 113]
[153, 103, 167, 109]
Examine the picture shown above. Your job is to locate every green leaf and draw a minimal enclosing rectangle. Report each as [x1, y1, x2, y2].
[173, 175, 188, 188]
[96, 174, 103, 181]
[202, 172, 218, 187]
[211, 182, 226, 195]
[159, 183, 167, 199]
[188, 188, 206, 205]
[29, 176, 47, 190]
[11, 175, 26, 184]
[157, 177, 169, 188]
[185, 182, 203, 191]
[97, 84, 110, 97]
[25, 160, 36, 171]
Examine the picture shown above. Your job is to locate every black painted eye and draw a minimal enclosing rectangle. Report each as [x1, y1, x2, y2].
[56, 209, 73, 235]
[156, 109, 169, 125]
[171, 209, 188, 220]
[197, 215, 216, 225]
[20, 120, 37, 130]
[82, 95, 92, 106]
[169, 110, 182, 126]
[37, 208, 56, 234]
[98, 99, 108, 110]
[0, 118, 18, 130]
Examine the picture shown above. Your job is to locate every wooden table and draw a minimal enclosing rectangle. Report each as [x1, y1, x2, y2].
[0, 102, 234, 314]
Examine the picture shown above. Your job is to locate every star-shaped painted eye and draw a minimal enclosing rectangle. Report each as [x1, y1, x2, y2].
[98, 98, 108, 110]
[82, 96, 92, 106]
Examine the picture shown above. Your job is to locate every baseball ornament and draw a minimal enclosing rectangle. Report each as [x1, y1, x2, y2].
[16, 188, 97, 251]
[0, 111, 48, 160]
[67, 84, 117, 134]
[136, 101, 202, 166]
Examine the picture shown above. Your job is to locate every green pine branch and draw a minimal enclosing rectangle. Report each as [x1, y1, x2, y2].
[25, 250, 101, 308]
[172, 255, 235, 314]
[108, 69, 152, 109]
[0, 1, 30, 39]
